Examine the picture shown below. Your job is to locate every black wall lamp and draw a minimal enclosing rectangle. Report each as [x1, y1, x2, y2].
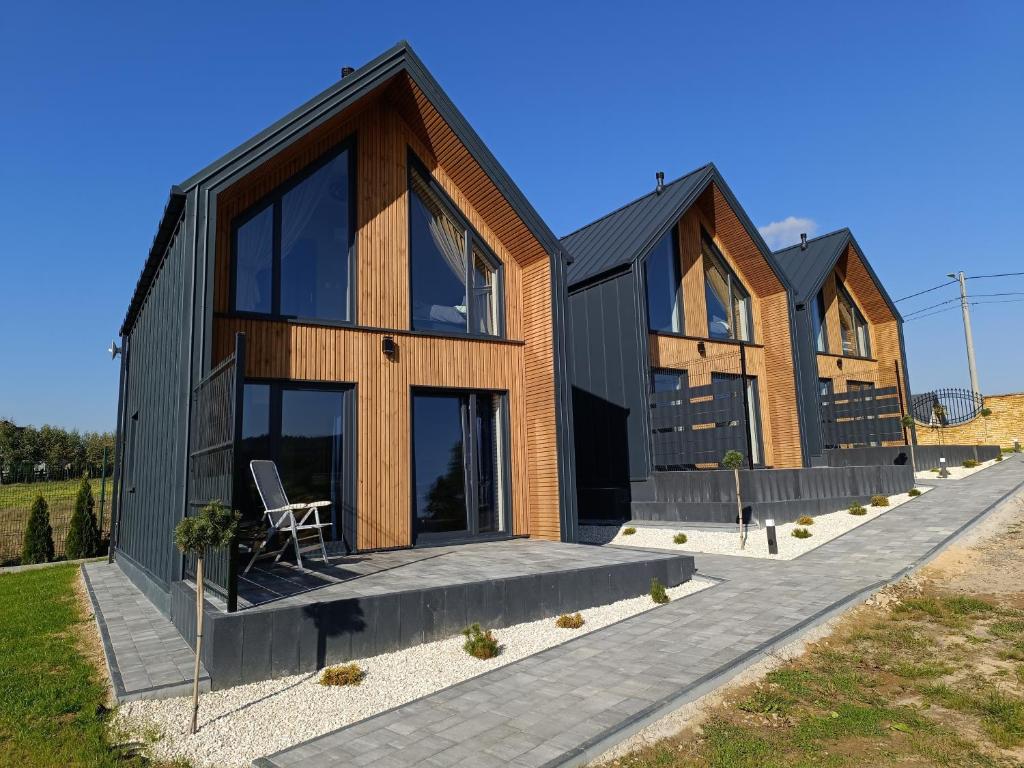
[382, 335, 397, 360]
[697, 341, 706, 357]
[836, 357, 843, 369]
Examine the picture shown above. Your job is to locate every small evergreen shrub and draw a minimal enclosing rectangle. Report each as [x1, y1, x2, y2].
[462, 623, 500, 659]
[962, 459, 979, 469]
[996, 455, 1004, 462]
[672, 532, 688, 545]
[792, 527, 812, 539]
[21, 495, 55, 564]
[870, 495, 890, 507]
[319, 663, 365, 686]
[650, 577, 670, 604]
[908, 488, 922, 497]
[622, 526, 637, 536]
[555, 612, 585, 629]
[929, 468, 940, 473]
[65, 477, 101, 560]
[849, 504, 867, 516]
[796, 515, 814, 526]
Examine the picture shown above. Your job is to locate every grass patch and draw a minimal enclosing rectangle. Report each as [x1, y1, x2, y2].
[462, 623, 500, 659]
[848, 503, 867, 516]
[650, 577, 670, 604]
[791, 527, 811, 539]
[319, 662, 365, 686]
[908, 488, 922, 497]
[796, 515, 814, 526]
[963, 459, 980, 469]
[0, 564, 176, 767]
[622, 526, 637, 536]
[672, 532, 688, 545]
[555, 612, 584, 629]
[870, 494, 889, 507]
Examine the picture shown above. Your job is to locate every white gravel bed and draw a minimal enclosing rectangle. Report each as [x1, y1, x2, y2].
[115, 577, 714, 768]
[586, 487, 931, 561]
[915, 457, 1000, 481]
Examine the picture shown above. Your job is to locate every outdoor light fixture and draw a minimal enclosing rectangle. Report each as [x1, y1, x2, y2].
[108, 340, 121, 359]
[381, 336, 397, 360]
[939, 456, 949, 478]
[836, 358, 843, 369]
[697, 341, 706, 356]
[765, 518, 779, 555]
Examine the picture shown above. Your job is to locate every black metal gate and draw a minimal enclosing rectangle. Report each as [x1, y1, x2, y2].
[818, 363, 905, 448]
[185, 333, 245, 611]
[909, 387, 984, 427]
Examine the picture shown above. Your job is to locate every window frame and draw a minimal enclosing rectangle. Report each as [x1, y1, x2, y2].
[701, 230, 753, 342]
[644, 228, 684, 334]
[407, 151, 506, 339]
[835, 282, 871, 358]
[229, 138, 358, 324]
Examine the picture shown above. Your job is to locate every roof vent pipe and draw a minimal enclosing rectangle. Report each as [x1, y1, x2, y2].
[340, 66, 355, 78]
[800, 232, 808, 250]
[655, 171, 665, 194]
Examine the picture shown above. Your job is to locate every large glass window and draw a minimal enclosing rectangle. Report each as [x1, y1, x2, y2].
[836, 284, 871, 357]
[812, 291, 829, 353]
[702, 234, 752, 342]
[412, 390, 507, 543]
[239, 382, 351, 545]
[645, 229, 683, 333]
[232, 144, 354, 322]
[409, 161, 502, 336]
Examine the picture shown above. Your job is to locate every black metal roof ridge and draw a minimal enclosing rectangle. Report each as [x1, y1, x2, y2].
[122, 40, 568, 336]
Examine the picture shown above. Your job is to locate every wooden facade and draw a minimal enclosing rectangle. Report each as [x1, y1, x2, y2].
[210, 78, 562, 550]
[646, 184, 803, 469]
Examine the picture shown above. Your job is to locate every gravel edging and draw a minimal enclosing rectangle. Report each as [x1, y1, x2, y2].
[114, 577, 715, 768]
[585, 487, 932, 560]
[915, 457, 1000, 482]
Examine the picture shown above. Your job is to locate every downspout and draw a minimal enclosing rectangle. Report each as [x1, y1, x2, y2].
[108, 334, 130, 562]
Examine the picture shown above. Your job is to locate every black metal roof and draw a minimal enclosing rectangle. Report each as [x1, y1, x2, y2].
[122, 41, 565, 335]
[560, 163, 794, 295]
[773, 228, 902, 322]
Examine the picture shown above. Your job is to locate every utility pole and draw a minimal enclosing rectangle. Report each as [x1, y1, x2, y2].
[947, 271, 981, 397]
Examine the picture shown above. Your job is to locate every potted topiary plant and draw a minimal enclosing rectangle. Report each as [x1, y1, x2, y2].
[173, 501, 238, 734]
[980, 407, 993, 445]
[722, 450, 745, 549]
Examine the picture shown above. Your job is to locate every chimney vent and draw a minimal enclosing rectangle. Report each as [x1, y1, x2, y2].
[340, 66, 355, 78]
[800, 232, 808, 250]
[655, 171, 665, 194]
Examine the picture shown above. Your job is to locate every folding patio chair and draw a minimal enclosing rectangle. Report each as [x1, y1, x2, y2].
[244, 460, 333, 573]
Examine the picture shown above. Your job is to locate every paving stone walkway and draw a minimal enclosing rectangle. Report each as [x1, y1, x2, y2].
[256, 455, 1024, 768]
[82, 561, 209, 701]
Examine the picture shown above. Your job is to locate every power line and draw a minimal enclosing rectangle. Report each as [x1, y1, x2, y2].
[903, 306, 961, 323]
[899, 291, 1024, 318]
[968, 271, 1024, 280]
[893, 279, 957, 303]
[902, 296, 959, 317]
[904, 298, 1024, 322]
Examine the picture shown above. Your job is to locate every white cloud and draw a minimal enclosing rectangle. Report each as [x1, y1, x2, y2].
[758, 216, 817, 250]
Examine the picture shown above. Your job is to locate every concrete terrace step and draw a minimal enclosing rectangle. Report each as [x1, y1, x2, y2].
[82, 561, 209, 702]
[255, 455, 1024, 768]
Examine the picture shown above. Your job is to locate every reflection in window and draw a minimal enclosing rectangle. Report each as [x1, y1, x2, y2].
[836, 284, 870, 357]
[232, 145, 353, 322]
[409, 163, 501, 336]
[812, 291, 829, 352]
[645, 230, 682, 333]
[702, 234, 751, 341]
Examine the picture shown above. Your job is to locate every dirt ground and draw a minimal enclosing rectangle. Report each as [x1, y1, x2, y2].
[597, 492, 1024, 768]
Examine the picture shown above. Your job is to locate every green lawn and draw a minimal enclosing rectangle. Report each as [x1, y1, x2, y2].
[0, 564, 180, 767]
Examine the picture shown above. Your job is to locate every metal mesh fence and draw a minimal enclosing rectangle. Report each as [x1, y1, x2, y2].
[0, 477, 112, 565]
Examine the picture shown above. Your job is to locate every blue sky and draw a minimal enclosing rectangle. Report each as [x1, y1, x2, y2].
[1, 2, 1022, 432]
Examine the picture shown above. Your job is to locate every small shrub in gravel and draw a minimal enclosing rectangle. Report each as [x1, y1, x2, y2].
[792, 527, 812, 539]
[622, 526, 637, 536]
[870, 495, 890, 507]
[796, 515, 814, 526]
[909, 488, 922, 497]
[996, 455, 1004, 462]
[930, 468, 940, 473]
[673, 532, 688, 545]
[462, 623, 500, 660]
[650, 577, 670, 604]
[849, 504, 867, 516]
[962, 459, 979, 469]
[320, 663, 365, 686]
[555, 612, 585, 629]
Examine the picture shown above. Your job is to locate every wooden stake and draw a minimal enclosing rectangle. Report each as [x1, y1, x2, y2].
[735, 467, 744, 549]
[190, 557, 204, 735]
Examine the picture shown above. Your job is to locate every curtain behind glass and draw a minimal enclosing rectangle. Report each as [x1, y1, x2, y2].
[235, 205, 274, 313]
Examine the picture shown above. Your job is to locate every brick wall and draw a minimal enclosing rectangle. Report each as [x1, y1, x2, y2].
[916, 392, 1024, 448]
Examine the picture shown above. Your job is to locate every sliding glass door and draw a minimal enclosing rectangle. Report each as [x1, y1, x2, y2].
[412, 390, 508, 544]
[239, 382, 353, 547]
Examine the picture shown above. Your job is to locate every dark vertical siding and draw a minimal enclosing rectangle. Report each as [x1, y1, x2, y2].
[115, 201, 194, 592]
[568, 268, 650, 519]
[792, 305, 825, 463]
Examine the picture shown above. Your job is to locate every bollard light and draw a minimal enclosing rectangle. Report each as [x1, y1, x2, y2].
[765, 518, 779, 555]
[939, 456, 950, 478]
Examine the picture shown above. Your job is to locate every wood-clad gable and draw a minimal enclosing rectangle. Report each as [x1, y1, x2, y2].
[211, 77, 561, 549]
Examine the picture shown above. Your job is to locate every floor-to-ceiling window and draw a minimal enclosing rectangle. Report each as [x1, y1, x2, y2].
[702, 233, 752, 342]
[812, 291, 829, 352]
[836, 283, 871, 357]
[232, 142, 354, 322]
[239, 382, 352, 546]
[412, 390, 508, 543]
[645, 229, 683, 333]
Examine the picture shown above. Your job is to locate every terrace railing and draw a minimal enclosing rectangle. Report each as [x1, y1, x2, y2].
[185, 332, 245, 611]
[818, 362, 907, 449]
